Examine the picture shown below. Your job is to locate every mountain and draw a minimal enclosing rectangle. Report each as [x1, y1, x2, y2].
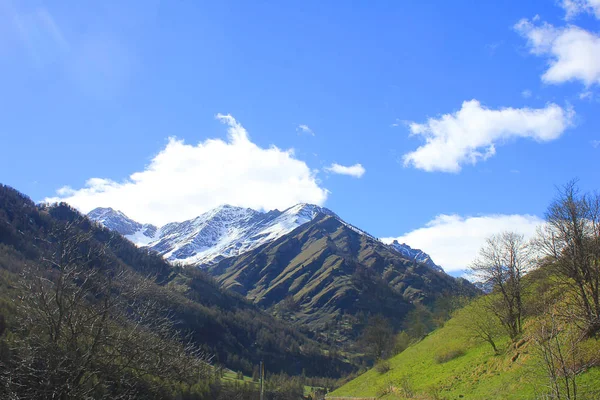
[209, 213, 476, 344]
[89, 205, 449, 273]
[87, 207, 158, 245]
[88, 203, 337, 266]
[0, 184, 352, 379]
[388, 240, 443, 272]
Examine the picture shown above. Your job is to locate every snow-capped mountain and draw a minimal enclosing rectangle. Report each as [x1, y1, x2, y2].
[88, 204, 445, 272]
[88, 203, 336, 266]
[388, 240, 444, 272]
[87, 207, 158, 245]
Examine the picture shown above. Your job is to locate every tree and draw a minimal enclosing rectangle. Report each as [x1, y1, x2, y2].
[534, 181, 600, 337]
[359, 315, 394, 361]
[530, 300, 600, 400]
[464, 299, 504, 355]
[470, 231, 531, 339]
[393, 331, 411, 355]
[1, 221, 211, 399]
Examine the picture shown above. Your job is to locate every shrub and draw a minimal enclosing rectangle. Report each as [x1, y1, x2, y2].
[435, 348, 465, 364]
[375, 360, 391, 374]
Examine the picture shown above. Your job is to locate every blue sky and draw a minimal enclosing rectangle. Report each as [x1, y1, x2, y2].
[1, 0, 599, 273]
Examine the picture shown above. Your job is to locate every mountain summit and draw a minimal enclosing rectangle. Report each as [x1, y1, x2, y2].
[88, 203, 337, 266]
[88, 204, 445, 272]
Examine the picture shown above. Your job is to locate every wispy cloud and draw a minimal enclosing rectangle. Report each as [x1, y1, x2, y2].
[46, 115, 329, 225]
[402, 100, 574, 173]
[382, 214, 544, 272]
[592, 140, 600, 148]
[297, 124, 315, 136]
[3, 3, 69, 65]
[2, 2, 133, 99]
[325, 163, 366, 178]
[522, 89, 532, 98]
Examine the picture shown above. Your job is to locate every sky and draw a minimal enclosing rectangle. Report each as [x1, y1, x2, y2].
[1, 0, 599, 274]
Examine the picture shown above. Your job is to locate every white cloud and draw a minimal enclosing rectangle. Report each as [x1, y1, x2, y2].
[515, 19, 600, 86]
[297, 124, 315, 136]
[382, 214, 544, 273]
[592, 139, 600, 148]
[560, 0, 600, 19]
[402, 100, 573, 172]
[325, 163, 366, 178]
[46, 114, 329, 225]
[522, 89, 532, 98]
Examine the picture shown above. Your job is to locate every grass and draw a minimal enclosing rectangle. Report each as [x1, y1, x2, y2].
[328, 301, 600, 399]
[221, 370, 326, 397]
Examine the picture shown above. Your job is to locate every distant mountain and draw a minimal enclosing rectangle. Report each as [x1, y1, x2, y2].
[388, 240, 443, 272]
[210, 214, 476, 343]
[87, 207, 158, 245]
[88, 203, 337, 266]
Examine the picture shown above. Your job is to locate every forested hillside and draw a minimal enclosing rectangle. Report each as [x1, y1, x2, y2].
[0, 184, 350, 399]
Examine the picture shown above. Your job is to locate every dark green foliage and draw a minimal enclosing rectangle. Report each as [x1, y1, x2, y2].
[359, 315, 394, 361]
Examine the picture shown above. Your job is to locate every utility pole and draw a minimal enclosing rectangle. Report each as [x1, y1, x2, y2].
[259, 360, 265, 400]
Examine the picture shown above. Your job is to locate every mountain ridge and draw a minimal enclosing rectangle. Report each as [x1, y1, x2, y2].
[88, 204, 447, 273]
[209, 213, 475, 343]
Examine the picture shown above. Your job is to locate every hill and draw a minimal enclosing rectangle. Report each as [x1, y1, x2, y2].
[0, 184, 352, 380]
[329, 269, 600, 399]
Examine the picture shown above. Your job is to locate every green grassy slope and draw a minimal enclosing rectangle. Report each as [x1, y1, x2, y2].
[329, 302, 600, 399]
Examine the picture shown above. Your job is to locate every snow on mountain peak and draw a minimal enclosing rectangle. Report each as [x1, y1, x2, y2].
[88, 204, 444, 272]
[389, 240, 444, 272]
[88, 203, 334, 267]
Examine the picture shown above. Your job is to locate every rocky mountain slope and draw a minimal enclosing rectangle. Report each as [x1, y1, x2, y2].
[209, 214, 475, 343]
[88, 205, 446, 273]
[389, 240, 443, 272]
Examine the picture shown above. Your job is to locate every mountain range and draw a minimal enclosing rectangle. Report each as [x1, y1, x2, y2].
[87, 204, 445, 272]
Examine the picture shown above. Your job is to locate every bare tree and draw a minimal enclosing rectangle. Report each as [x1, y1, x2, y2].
[464, 299, 504, 355]
[530, 300, 600, 400]
[1, 220, 211, 399]
[470, 232, 532, 339]
[534, 181, 600, 337]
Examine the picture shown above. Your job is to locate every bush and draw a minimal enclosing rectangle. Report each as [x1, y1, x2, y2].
[375, 360, 391, 374]
[394, 331, 411, 355]
[435, 348, 465, 364]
